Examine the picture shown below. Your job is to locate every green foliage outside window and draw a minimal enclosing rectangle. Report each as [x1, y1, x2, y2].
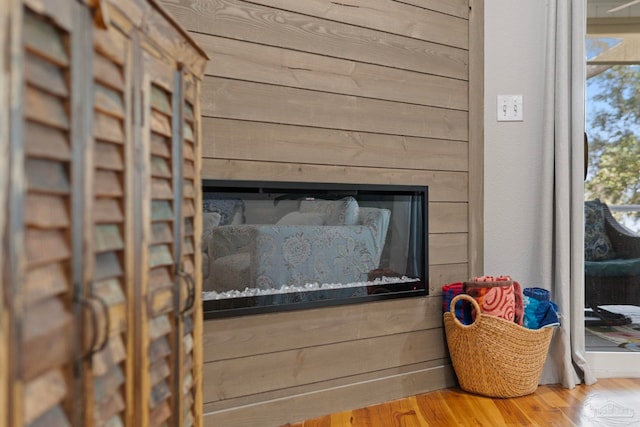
[586, 64, 640, 225]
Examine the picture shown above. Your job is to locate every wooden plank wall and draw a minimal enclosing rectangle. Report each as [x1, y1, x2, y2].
[159, 0, 483, 425]
[0, 2, 8, 425]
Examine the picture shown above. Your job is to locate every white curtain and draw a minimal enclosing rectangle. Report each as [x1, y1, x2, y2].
[538, 0, 596, 387]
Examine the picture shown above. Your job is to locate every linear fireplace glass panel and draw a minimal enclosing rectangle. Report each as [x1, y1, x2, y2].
[201, 180, 428, 318]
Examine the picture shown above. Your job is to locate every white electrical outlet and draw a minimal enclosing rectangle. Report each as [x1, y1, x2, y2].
[497, 95, 523, 121]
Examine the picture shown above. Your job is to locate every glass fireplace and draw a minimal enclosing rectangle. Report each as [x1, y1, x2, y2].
[201, 180, 428, 318]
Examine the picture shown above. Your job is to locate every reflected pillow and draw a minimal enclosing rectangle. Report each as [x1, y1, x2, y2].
[584, 199, 615, 261]
[203, 198, 244, 225]
[202, 212, 222, 250]
[276, 212, 326, 226]
[299, 196, 359, 226]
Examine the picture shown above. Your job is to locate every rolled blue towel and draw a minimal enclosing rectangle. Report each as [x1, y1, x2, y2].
[523, 295, 540, 329]
[523, 287, 550, 301]
[539, 300, 560, 328]
[523, 288, 559, 329]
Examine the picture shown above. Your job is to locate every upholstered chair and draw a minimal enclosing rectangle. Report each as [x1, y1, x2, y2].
[584, 199, 640, 306]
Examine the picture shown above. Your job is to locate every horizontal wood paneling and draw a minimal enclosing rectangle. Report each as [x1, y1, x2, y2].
[202, 119, 468, 172]
[429, 234, 468, 265]
[204, 328, 447, 401]
[203, 365, 457, 427]
[163, 0, 468, 79]
[194, 35, 468, 111]
[159, 0, 481, 423]
[202, 79, 468, 140]
[203, 358, 449, 413]
[232, 0, 469, 49]
[429, 263, 468, 295]
[430, 203, 468, 233]
[204, 297, 442, 363]
[201, 159, 468, 202]
[401, 0, 469, 19]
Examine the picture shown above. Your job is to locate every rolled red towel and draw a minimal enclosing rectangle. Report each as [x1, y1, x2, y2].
[441, 282, 465, 322]
[464, 275, 523, 325]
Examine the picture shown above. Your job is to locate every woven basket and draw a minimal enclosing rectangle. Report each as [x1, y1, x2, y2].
[443, 294, 555, 398]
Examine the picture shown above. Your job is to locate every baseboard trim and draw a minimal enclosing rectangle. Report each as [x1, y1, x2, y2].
[586, 352, 640, 378]
[203, 364, 456, 427]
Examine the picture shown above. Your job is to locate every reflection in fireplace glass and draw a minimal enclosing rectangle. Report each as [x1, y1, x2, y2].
[201, 180, 428, 318]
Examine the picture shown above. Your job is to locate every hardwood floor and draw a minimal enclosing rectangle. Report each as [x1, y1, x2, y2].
[282, 378, 640, 426]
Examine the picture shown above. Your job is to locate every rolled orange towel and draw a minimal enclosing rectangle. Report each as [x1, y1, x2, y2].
[463, 275, 524, 325]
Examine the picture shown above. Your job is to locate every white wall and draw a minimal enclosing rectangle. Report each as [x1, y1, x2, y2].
[483, 0, 550, 286]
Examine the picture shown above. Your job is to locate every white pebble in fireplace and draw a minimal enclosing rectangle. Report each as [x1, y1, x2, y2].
[203, 275, 421, 301]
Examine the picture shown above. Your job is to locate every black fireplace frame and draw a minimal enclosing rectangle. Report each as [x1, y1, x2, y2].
[201, 180, 429, 318]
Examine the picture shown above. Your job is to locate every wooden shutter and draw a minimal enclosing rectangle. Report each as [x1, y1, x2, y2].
[12, 5, 75, 427]
[175, 73, 202, 427]
[0, 2, 9, 427]
[85, 23, 132, 427]
[139, 53, 179, 427]
[3, 3, 206, 426]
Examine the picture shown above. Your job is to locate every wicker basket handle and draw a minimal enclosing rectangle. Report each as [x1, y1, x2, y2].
[449, 294, 481, 327]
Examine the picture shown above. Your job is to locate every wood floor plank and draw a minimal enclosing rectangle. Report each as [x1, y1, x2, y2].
[413, 390, 457, 427]
[282, 378, 640, 427]
[437, 391, 497, 426]
[512, 393, 574, 426]
[490, 398, 533, 426]
[329, 412, 354, 427]
[535, 384, 572, 409]
[370, 397, 426, 427]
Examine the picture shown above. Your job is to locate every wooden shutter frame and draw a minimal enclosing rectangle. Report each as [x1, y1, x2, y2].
[8, 3, 78, 427]
[171, 66, 185, 427]
[69, 4, 99, 427]
[139, 47, 179, 427]
[5, 2, 25, 426]
[0, 1, 10, 426]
